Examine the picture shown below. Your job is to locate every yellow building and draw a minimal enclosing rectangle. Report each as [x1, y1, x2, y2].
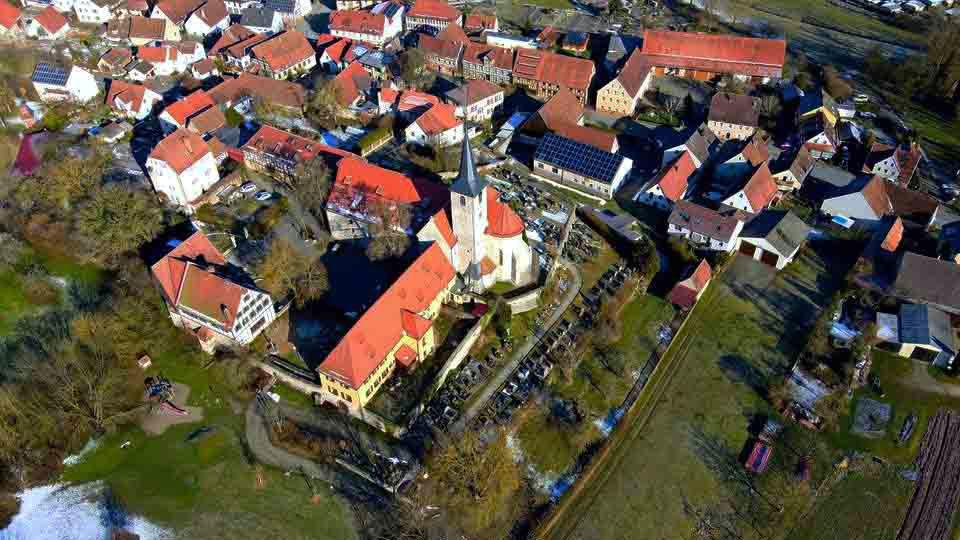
[315, 242, 456, 412]
[596, 49, 651, 117]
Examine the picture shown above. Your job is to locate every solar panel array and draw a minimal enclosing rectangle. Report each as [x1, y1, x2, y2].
[31, 63, 68, 86]
[264, 0, 294, 13]
[534, 133, 624, 184]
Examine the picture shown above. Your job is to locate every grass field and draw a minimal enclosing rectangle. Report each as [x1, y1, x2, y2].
[62, 343, 359, 539]
[0, 271, 33, 336]
[544, 241, 860, 540]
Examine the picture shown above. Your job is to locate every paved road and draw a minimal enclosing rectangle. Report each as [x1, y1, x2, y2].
[450, 259, 583, 433]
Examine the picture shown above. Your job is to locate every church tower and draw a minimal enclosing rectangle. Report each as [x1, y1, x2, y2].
[450, 125, 488, 289]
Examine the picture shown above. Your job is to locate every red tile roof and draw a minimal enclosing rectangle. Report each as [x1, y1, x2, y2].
[187, 105, 226, 134]
[552, 122, 617, 152]
[0, 1, 20, 30]
[330, 157, 426, 207]
[149, 129, 212, 173]
[401, 310, 433, 339]
[151, 231, 227, 306]
[415, 103, 461, 135]
[485, 186, 524, 238]
[534, 87, 584, 131]
[322, 37, 351, 63]
[318, 242, 455, 388]
[154, 0, 205, 24]
[163, 90, 215, 126]
[209, 24, 258, 54]
[464, 13, 496, 32]
[653, 151, 696, 202]
[105, 80, 152, 114]
[243, 124, 354, 164]
[437, 23, 468, 44]
[208, 73, 305, 109]
[332, 61, 370, 106]
[462, 42, 513, 70]
[192, 0, 227, 26]
[129, 15, 166, 39]
[192, 57, 216, 75]
[396, 90, 440, 113]
[430, 207, 457, 247]
[668, 259, 712, 308]
[480, 256, 496, 276]
[537, 26, 561, 48]
[177, 262, 247, 327]
[881, 217, 903, 252]
[862, 175, 893, 217]
[709, 92, 759, 127]
[641, 30, 786, 78]
[395, 344, 417, 367]
[616, 49, 652, 98]
[407, 0, 460, 21]
[100, 47, 134, 69]
[896, 142, 922, 186]
[138, 45, 178, 63]
[330, 9, 386, 36]
[251, 30, 315, 72]
[419, 33, 464, 61]
[34, 6, 68, 33]
[741, 135, 769, 166]
[741, 163, 778, 212]
[512, 49, 595, 93]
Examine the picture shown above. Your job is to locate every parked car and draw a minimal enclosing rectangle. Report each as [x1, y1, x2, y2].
[240, 182, 258, 193]
[857, 111, 877, 119]
[853, 94, 870, 103]
[255, 191, 272, 201]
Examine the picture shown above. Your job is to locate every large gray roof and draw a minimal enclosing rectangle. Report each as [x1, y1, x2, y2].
[899, 303, 955, 353]
[741, 210, 811, 256]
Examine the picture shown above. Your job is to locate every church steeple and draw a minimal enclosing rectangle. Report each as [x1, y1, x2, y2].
[450, 119, 486, 197]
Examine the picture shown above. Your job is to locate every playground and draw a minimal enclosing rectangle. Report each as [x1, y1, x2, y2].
[139, 376, 204, 436]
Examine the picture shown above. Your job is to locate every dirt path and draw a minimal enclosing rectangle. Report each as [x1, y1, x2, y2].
[900, 361, 960, 399]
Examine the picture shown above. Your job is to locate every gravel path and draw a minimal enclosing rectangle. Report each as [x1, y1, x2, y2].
[244, 400, 337, 482]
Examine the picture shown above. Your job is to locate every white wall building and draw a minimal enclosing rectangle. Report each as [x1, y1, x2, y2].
[146, 129, 220, 210]
[31, 63, 99, 103]
[72, 0, 113, 24]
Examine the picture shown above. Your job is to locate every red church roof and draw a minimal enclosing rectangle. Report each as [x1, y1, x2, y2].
[318, 242, 455, 388]
[485, 186, 524, 238]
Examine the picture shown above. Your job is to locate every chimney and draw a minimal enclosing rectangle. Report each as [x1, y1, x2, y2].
[220, 304, 230, 320]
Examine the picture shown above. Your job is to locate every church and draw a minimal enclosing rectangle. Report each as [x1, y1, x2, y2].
[418, 128, 537, 292]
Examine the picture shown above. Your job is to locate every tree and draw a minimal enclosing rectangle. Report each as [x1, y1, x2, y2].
[822, 66, 852, 101]
[659, 92, 684, 120]
[364, 199, 413, 261]
[40, 149, 110, 211]
[76, 184, 164, 262]
[925, 21, 960, 100]
[428, 429, 522, 534]
[757, 94, 781, 119]
[258, 239, 329, 306]
[291, 157, 333, 216]
[305, 80, 341, 130]
[399, 49, 434, 90]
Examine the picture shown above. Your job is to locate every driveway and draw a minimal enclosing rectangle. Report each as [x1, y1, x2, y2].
[449, 259, 583, 433]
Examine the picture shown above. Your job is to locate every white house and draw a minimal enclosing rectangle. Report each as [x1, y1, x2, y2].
[667, 200, 744, 252]
[328, 0, 403, 46]
[150, 231, 278, 354]
[720, 163, 779, 214]
[239, 6, 282, 34]
[444, 79, 503, 123]
[636, 151, 696, 211]
[263, 0, 311, 19]
[183, 0, 229, 37]
[736, 210, 811, 270]
[72, 0, 114, 24]
[137, 44, 187, 75]
[105, 80, 162, 120]
[31, 63, 99, 103]
[224, 0, 258, 15]
[405, 104, 464, 147]
[661, 124, 718, 170]
[23, 7, 70, 40]
[146, 129, 220, 210]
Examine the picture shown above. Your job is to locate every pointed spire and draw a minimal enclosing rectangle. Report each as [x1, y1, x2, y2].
[450, 82, 487, 197]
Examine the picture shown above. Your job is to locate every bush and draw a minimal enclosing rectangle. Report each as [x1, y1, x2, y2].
[224, 107, 244, 128]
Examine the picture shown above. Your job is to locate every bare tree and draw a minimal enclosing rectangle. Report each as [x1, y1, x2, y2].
[257, 239, 329, 306]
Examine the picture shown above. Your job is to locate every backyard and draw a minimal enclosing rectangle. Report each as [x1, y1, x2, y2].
[61, 342, 359, 539]
[543, 239, 863, 540]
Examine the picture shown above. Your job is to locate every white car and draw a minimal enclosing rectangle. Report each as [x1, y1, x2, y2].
[254, 191, 272, 201]
[240, 182, 258, 193]
[853, 93, 870, 103]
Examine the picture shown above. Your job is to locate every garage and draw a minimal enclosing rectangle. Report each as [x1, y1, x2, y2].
[760, 250, 780, 267]
[739, 243, 756, 257]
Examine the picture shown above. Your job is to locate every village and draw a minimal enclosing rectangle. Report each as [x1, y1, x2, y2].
[1, 0, 960, 538]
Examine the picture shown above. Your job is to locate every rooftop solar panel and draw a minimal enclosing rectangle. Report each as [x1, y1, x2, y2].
[31, 63, 69, 86]
[534, 133, 625, 184]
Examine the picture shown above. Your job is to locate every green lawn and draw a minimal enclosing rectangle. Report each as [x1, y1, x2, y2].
[62, 344, 359, 539]
[0, 271, 32, 335]
[554, 242, 858, 539]
[785, 460, 913, 540]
